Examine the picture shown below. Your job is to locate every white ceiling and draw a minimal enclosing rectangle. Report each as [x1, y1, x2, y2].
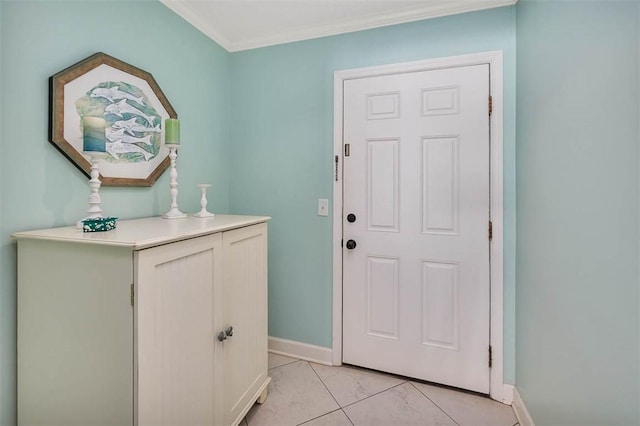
[160, 0, 516, 52]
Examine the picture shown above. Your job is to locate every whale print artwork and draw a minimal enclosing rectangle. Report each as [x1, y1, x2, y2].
[75, 81, 161, 163]
[50, 52, 177, 186]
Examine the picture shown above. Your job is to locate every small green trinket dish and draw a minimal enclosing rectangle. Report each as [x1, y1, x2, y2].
[82, 217, 118, 233]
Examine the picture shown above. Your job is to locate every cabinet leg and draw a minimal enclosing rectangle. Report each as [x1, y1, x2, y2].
[257, 387, 268, 404]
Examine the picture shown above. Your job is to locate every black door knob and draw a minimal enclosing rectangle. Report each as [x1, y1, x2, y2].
[346, 239, 357, 250]
[347, 213, 356, 223]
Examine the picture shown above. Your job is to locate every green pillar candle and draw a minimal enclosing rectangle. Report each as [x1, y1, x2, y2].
[82, 117, 106, 152]
[165, 118, 180, 144]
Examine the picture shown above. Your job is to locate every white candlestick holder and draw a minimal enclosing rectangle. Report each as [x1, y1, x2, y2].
[162, 144, 187, 219]
[194, 184, 214, 218]
[77, 153, 107, 229]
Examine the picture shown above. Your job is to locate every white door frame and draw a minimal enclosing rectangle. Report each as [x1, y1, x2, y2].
[332, 50, 508, 403]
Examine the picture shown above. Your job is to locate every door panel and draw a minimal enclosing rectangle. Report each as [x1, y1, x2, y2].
[342, 64, 490, 393]
[423, 136, 459, 234]
[135, 234, 222, 425]
[421, 260, 459, 350]
[367, 255, 399, 339]
[367, 139, 399, 231]
[222, 224, 269, 426]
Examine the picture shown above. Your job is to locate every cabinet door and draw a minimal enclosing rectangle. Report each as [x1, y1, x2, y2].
[222, 223, 269, 425]
[135, 233, 223, 426]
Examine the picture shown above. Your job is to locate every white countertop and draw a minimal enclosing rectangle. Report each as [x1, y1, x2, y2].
[12, 215, 270, 250]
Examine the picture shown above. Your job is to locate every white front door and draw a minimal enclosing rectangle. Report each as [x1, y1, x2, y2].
[342, 64, 491, 393]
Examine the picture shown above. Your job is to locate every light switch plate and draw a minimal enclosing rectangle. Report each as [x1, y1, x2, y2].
[318, 198, 329, 216]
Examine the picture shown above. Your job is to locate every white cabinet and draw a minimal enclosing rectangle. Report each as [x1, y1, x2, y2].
[221, 225, 269, 425]
[135, 232, 222, 425]
[15, 215, 270, 426]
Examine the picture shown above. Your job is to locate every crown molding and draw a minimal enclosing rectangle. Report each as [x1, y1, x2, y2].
[160, 0, 233, 50]
[162, 0, 516, 53]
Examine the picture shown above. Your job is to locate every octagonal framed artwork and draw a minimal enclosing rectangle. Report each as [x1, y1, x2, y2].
[49, 52, 177, 186]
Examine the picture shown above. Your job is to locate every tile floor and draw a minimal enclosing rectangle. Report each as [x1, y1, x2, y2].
[242, 353, 518, 426]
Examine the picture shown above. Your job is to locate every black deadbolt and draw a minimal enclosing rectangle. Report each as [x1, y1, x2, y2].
[346, 239, 357, 250]
[347, 214, 356, 223]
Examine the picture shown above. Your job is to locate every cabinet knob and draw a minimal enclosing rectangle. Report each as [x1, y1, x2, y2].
[217, 331, 227, 342]
[225, 326, 234, 337]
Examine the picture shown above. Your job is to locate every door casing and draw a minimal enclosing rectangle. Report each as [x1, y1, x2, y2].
[332, 50, 507, 403]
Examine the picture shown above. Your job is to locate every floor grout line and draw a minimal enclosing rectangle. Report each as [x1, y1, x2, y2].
[409, 381, 461, 426]
[310, 361, 415, 412]
[295, 361, 354, 426]
[308, 361, 343, 409]
[261, 354, 517, 426]
[340, 381, 408, 410]
[295, 407, 344, 426]
[342, 408, 355, 426]
[267, 354, 300, 370]
[307, 361, 355, 426]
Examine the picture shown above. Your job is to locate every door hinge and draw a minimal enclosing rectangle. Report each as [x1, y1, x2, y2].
[335, 155, 339, 181]
[130, 283, 135, 306]
[488, 221, 493, 241]
[488, 96, 493, 116]
[344, 143, 350, 157]
[489, 345, 493, 368]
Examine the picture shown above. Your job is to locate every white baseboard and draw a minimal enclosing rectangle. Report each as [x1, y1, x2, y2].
[501, 384, 514, 405]
[268, 336, 333, 366]
[512, 387, 535, 426]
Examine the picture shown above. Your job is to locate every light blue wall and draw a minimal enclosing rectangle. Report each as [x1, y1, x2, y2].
[11, 2, 638, 424]
[229, 6, 517, 382]
[0, 1, 230, 423]
[516, 1, 639, 424]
